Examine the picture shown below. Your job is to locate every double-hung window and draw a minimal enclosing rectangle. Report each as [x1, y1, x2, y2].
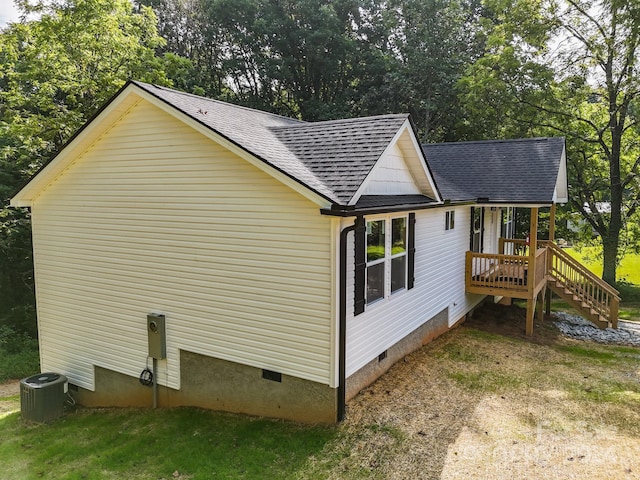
[445, 210, 455, 230]
[366, 216, 407, 304]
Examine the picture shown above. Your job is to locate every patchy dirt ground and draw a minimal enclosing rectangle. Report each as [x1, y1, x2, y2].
[3, 304, 639, 479]
[0, 380, 19, 398]
[0, 380, 20, 417]
[308, 303, 640, 479]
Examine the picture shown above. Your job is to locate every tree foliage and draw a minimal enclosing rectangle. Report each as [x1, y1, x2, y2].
[0, 0, 182, 334]
[141, 0, 485, 132]
[459, 0, 640, 284]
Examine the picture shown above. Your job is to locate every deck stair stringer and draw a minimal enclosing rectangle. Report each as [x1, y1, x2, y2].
[545, 242, 620, 330]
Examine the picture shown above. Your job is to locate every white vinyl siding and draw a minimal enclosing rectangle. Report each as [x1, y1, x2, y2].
[361, 143, 422, 195]
[31, 100, 333, 391]
[343, 206, 484, 377]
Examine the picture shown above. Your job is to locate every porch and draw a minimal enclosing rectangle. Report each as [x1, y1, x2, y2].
[465, 207, 620, 336]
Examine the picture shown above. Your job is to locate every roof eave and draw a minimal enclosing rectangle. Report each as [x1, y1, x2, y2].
[11, 80, 138, 207]
[321, 201, 443, 217]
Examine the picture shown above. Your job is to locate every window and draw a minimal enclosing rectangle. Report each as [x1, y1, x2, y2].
[501, 207, 515, 239]
[471, 207, 484, 252]
[354, 213, 415, 315]
[390, 217, 407, 294]
[445, 210, 455, 230]
[366, 220, 385, 303]
[365, 216, 407, 304]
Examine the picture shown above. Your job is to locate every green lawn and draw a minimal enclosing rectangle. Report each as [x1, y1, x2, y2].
[1, 321, 640, 479]
[565, 246, 640, 284]
[560, 248, 640, 320]
[0, 406, 337, 480]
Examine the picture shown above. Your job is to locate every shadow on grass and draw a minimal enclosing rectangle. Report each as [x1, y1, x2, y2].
[0, 407, 338, 479]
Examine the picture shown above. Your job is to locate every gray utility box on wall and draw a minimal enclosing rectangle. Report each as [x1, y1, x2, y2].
[20, 372, 68, 423]
[147, 313, 166, 359]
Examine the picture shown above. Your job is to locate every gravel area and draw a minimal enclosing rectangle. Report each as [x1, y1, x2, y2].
[554, 312, 640, 346]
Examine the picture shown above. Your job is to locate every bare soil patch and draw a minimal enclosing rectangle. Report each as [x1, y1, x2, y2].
[0, 379, 19, 398]
[0, 380, 20, 417]
[306, 302, 640, 479]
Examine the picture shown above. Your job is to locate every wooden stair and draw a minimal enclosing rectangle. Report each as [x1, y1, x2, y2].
[548, 279, 609, 329]
[545, 242, 620, 329]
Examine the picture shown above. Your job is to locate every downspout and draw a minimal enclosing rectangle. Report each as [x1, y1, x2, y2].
[338, 217, 360, 422]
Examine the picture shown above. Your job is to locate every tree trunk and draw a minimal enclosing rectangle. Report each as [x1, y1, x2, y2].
[602, 232, 618, 286]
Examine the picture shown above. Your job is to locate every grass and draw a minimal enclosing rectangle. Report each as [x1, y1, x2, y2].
[0, 407, 337, 479]
[565, 247, 640, 284]
[1, 312, 640, 479]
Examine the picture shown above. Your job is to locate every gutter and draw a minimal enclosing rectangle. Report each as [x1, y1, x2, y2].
[337, 217, 359, 422]
[322, 202, 447, 217]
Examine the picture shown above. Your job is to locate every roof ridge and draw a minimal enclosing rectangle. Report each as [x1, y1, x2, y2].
[294, 113, 409, 127]
[423, 137, 560, 147]
[133, 81, 305, 125]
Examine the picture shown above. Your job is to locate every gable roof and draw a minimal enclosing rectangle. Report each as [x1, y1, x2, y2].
[12, 81, 437, 208]
[133, 82, 421, 205]
[423, 137, 567, 204]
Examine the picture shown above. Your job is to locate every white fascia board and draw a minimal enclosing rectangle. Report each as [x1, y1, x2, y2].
[10, 85, 143, 207]
[132, 87, 331, 208]
[348, 120, 442, 206]
[400, 121, 442, 202]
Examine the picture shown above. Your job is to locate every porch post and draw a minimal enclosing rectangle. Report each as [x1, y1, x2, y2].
[545, 203, 556, 317]
[526, 207, 539, 335]
[549, 203, 556, 242]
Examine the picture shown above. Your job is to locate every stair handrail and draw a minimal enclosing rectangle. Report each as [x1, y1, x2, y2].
[544, 241, 620, 327]
[543, 241, 620, 296]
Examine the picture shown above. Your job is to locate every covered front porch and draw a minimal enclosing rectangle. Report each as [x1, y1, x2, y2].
[465, 205, 620, 335]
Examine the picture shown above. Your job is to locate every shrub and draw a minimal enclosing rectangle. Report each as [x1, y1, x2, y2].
[0, 325, 39, 383]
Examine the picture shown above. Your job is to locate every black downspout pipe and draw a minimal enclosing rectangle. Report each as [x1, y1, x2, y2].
[338, 218, 358, 422]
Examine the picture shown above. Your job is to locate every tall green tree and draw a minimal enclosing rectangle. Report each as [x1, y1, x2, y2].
[460, 0, 640, 285]
[0, 0, 180, 335]
[361, 0, 485, 141]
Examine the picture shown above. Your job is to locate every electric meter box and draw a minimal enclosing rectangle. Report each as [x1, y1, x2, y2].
[147, 313, 166, 359]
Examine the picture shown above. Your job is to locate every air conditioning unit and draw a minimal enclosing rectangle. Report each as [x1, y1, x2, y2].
[20, 372, 68, 423]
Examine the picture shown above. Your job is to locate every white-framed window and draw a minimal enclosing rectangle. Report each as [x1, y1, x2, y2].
[366, 215, 407, 304]
[501, 207, 514, 239]
[445, 210, 455, 230]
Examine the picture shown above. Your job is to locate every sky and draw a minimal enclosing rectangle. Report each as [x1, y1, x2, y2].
[0, 1, 21, 27]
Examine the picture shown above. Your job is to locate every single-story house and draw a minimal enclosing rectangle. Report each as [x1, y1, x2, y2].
[11, 81, 618, 423]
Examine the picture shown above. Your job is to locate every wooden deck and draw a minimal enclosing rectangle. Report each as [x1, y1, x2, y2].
[465, 245, 547, 299]
[465, 238, 620, 335]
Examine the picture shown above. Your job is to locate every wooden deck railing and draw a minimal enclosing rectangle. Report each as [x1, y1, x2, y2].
[533, 247, 548, 295]
[499, 238, 529, 255]
[465, 251, 529, 297]
[468, 237, 620, 330]
[544, 241, 620, 327]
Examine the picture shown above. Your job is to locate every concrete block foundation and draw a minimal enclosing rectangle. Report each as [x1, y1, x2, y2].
[72, 307, 453, 423]
[73, 351, 337, 424]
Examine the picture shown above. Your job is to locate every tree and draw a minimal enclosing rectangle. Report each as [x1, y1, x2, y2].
[0, 0, 181, 334]
[459, 0, 640, 285]
[361, 0, 485, 142]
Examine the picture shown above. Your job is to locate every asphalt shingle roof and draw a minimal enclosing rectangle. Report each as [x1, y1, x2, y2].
[422, 137, 565, 203]
[271, 116, 408, 204]
[136, 82, 408, 205]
